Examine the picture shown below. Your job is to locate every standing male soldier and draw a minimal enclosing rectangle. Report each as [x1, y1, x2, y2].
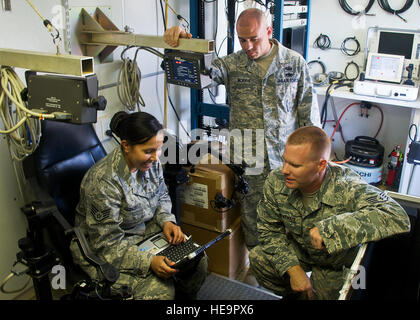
[249, 126, 410, 299]
[164, 8, 320, 249]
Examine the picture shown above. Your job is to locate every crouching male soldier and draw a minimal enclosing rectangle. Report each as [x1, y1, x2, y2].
[249, 126, 410, 300]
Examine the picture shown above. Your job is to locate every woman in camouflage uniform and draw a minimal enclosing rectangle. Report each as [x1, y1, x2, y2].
[70, 111, 207, 299]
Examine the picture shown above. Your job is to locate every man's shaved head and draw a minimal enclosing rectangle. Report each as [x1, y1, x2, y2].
[286, 126, 331, 161]
[237, 8, 267, 27]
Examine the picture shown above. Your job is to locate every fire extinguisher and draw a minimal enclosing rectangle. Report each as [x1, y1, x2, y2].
[386, 145, 402, 186]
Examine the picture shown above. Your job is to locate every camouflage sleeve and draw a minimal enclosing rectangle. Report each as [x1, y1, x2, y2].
[208, 57, 228, 87]
[296, 57, 321, 128]
[317, 180, 410, 254]
[83, 178, 154, 277]
[152, 162, 176, 227]
[257, 172, 300, 276]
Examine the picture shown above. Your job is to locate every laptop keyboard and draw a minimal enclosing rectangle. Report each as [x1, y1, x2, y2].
[158, 238, 200, 262]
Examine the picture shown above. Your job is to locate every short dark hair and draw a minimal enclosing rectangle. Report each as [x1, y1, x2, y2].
[287, 126, 331, 160]
[237, 8, 266, 26]
[110, 111, 163, 145]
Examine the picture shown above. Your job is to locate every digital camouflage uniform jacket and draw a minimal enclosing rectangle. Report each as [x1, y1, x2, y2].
[209, 39, 321, 248]
[211, 39, 320, 170]
[70, 147, 176, 280]
[257, 162, 411, 276]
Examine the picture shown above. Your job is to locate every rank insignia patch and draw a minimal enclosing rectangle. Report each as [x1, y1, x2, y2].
[91, 204, 111, 222]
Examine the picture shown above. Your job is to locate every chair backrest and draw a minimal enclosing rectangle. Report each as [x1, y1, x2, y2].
[22, 120, 106, 271]
[349, 207, 420, 300]
[31, 120, 106, 225]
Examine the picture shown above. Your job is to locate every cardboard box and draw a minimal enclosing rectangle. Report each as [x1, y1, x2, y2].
[181, 217, 248, 279]
[179, 154, 241, 232]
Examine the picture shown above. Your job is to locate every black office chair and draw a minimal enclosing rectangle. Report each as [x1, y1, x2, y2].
[20, 120, 121, 300]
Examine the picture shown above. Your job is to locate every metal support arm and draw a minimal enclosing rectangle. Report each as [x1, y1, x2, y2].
[77, 8, 214, 62]
[0, 48, 94, 77]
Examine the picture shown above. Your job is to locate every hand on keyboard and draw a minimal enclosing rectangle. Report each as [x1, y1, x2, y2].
[163, 221, 186, 245]
[151, 255, 178, 278]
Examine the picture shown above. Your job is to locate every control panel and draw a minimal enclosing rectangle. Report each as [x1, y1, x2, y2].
[162, 50, 213, 89]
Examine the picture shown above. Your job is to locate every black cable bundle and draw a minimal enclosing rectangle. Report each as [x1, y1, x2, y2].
[320, 80, 353, 129]
[344, 61, 360, 81]
[313, 34, 331, 50]
[338, 0, 375, 15]
[377, 0, 414, 22]
[341, 36, 361, 56]
[308, 60, 327, 74]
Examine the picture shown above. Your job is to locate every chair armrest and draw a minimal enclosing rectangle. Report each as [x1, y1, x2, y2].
[71, 226, 119, 283]
[35, 203, 120, 284]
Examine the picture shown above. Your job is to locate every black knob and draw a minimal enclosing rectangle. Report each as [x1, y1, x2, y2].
[91, 96, 107, 111]
[20, 88, 29, 102]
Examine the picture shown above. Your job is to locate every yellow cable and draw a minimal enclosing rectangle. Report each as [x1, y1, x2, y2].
[26, 0, 45, 21]
[25, 0, 53, 32]
[164, 0, 178, 17]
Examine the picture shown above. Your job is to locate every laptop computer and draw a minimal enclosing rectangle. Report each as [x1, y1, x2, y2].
[138, 229, 232, 269]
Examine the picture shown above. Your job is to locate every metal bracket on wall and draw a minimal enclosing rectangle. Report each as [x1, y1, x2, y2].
[76, 7, 214, 63]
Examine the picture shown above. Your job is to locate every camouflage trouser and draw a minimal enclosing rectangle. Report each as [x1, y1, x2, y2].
[229, 128, 274, 250]
[70, 218, 208, 300]
[112, 255, 208, 300]
[239, 167, 271, 250]
[249, 245, 349, 300]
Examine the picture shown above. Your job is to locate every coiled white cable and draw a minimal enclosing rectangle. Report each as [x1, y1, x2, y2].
[117, 46, 164, 111]
[117, 47, 145, 111]
[0, 67, 54, 160]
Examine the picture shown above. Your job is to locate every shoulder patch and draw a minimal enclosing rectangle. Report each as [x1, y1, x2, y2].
[91, 204, 111, 222]
[365, 191, 389, 204]
[379, 191, 390, 201]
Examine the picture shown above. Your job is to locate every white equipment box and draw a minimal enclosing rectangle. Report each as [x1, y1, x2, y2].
[353, 80, 419, 102]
